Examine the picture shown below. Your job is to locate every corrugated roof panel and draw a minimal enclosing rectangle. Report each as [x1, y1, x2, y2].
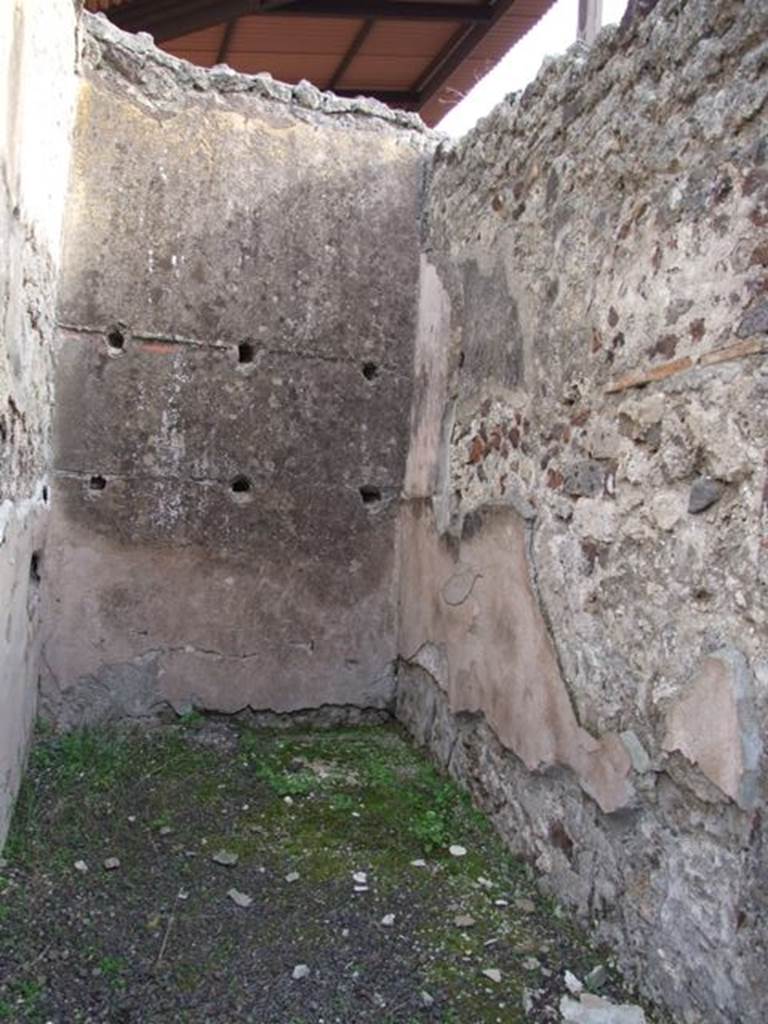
[84, 0, 560, 127]
[360, 20, 461, 58]
[169, 49, 219, 68]
[165, 26, 222, 51]
[339, 54, 431, 90]
[230, 16, 362, 54]
[223, 52, 342, 82]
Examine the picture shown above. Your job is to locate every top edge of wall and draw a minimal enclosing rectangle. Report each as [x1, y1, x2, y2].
[81, 10, 437, 140]
[436, 0, 747, 160]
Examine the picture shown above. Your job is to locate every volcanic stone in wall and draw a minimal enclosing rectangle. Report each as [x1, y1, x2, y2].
[399, 0, 768, 1021]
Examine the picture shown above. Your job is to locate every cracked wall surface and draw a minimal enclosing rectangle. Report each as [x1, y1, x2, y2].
[397, 0, 768, 1021]
[41, 15, 432, 726]
[0, 0, 77, 846]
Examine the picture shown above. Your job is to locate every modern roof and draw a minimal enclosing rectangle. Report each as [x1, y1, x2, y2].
[85, 0, 556, 126]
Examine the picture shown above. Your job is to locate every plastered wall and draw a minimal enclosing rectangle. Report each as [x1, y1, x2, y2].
[41, 16, 431, 726]
[396, 1, 768, 1020]
[0, 0, 77, 845]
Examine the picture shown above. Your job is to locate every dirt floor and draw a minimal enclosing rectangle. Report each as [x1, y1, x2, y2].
[0, 720, 663, 1023]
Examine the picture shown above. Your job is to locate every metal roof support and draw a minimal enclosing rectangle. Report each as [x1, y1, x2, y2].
[328, 19, 374, 91]
[577, 0, 603, 44]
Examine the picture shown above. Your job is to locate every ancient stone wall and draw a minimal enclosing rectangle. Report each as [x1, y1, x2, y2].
[41, 15, 432, 726]
[397, 1, 768, 1021]
[3, 3, 767, 1020]
[0, 0, 78, 845]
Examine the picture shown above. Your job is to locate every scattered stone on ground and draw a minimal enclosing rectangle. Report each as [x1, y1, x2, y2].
[449, 844, 467, 857]
[560, 993, 648, 1023]
[102, 857, 120, 870]
[212, 849, 239, 867]
[0, 723, 668, 1024]
[585, 964, 609, 990]
[73, 859, 88, 873]
[454, 913, 476, 928]
[227, 888, 253, 908]
[565, 970, 584, 993]
[292, 964, 311, 981]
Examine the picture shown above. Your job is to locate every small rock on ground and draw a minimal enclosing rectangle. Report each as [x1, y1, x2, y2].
[227, 888, 253, 908]
[454, 914, 476, 928]
[565, 970, 583, 993]
[212, 850, 239, 867]
[103, 857, 120, 871]
[482, 968, 501, 983]
[585, 965, 608, 990]
[449, 845, 467, 857]
[560, 993, 647, 1023]
[292, 964, 311, 980]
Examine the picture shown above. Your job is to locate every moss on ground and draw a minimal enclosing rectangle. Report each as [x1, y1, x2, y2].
[0, 721, 665, 1023]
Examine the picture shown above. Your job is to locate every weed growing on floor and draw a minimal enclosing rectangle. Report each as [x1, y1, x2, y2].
[0, 721, 668, 1024]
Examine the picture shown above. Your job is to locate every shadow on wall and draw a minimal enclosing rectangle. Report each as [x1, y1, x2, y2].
[41, 15, 430, 726]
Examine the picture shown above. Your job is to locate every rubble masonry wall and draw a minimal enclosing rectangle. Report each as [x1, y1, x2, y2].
[396, 1, 768, 1021]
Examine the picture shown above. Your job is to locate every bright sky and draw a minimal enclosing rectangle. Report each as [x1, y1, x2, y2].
[437, 0, 629, 136]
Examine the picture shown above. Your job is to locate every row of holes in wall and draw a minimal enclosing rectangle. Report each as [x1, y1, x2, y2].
[88, 474, 382, 506]
[106, 329, 380, 382]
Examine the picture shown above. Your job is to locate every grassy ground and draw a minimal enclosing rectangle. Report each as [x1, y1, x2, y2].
[0, 720, 657, 1023]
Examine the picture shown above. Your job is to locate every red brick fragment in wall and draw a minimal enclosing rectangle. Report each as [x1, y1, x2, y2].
[468, 436, 487, 464]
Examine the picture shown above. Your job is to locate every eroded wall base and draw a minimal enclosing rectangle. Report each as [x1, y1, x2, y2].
[397, 663, 767, 1024]
[399, 0, 768, 1019]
